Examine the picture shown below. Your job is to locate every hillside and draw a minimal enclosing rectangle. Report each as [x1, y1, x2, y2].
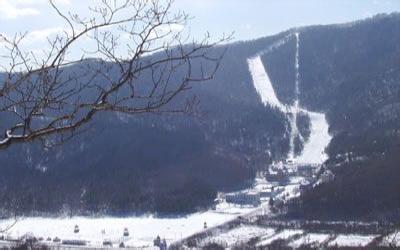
[1, 13, 400, 221]
[0, 34, 292, 216]
[286, 13, 400, 221]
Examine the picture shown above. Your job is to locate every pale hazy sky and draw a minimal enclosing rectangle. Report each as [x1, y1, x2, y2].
[174, 0, 400, 40]
[0, 0, 399, 54]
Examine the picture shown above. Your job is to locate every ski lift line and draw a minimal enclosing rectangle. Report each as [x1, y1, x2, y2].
[288, 32, 301, 160]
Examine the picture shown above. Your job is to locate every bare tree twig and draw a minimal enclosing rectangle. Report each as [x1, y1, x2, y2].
[0, 0, 232, 150]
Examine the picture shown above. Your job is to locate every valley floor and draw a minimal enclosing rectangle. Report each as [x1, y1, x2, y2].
[2, 30, 395, 250]
[0, 205, 257, 248]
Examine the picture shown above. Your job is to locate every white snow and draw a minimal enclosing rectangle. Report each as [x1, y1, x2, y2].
[247, 56, 286, 111]
[200, 226, 274, 248]
[288, 233, 331, 248]
[256, 229, 303, 247]
[248, 32, 332, 166]
[381, 231, 400, 247]
[328, 234, 377, 247]
[0, 211, 243, 248]
[293, 110, 332, 165]
[214, 202, 256, 215]
[289, 176, 308, 185]
[277, 184, 301, 200]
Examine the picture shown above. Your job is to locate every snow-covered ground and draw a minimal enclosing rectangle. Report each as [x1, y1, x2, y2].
[247, 33, 332, 206]
[381, 231, 400, 247]
[256, 232, 378, 248]
[277, 184, 301, 200]
[256, 229, 303, 247]
[214, 202, 257, 215]
[247, 56, 286, 111]
[288, 233, 331, 248]
[328, 234, 377, 247]
[293, 110, 331, 165]
[247, 34, 331, 165]
[200, 226, 274, 248]
[0, 210, 246, 248]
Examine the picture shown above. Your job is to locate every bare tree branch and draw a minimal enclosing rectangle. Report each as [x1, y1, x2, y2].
[0, 0, 231, 149]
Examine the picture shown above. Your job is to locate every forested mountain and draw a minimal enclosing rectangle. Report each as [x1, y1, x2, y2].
[0, 33, 291, 216]
[1, 13, 400, 220]
[282, 13, 400, 221]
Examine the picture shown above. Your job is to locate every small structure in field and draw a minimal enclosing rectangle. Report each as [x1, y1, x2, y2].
[61, 239, 87, 246]
[123, 228, 129, 237]
[154, 235, 161, 247]
[103, 239, 113, 247]
[225, 191, 260, 206]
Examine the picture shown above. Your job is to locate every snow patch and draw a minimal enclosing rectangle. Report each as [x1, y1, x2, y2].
[256, 229, 303, 247]
[328, 234, 377, 247]
[201, 226, 274, 248]
[288, 233, 331, 248]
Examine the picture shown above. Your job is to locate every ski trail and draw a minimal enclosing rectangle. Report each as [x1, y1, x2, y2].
[294, 110, 331, 164]
[248, 32, 332, 165]
[247, 56, 286, 111]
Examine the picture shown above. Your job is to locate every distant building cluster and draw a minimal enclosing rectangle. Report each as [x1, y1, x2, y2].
[214, 160, 328, 210]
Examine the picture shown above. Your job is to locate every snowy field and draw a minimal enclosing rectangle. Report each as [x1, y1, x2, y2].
[328, 234, 377, 247]
[288, 233, 331, 248]
[255, 232, 378, 248]
[256, 229, 303, 247]
[200, 226, 274, 248]
[0, 210, 247, 248]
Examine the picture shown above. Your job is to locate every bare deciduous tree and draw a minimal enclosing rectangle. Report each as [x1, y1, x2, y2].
[0, 0, 229, 149]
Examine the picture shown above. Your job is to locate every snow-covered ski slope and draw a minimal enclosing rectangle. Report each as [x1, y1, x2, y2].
[247, 56, 286, 111]
[294, 110, 330, 164]
[248, 33, 331, 165]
